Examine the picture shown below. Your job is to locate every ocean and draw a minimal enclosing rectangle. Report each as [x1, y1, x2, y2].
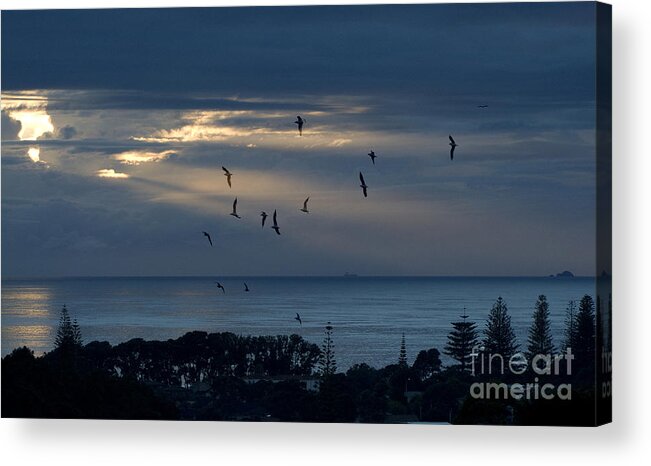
[1, 276, 595, 369]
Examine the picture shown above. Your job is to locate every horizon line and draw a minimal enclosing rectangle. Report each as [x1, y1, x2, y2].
[1, 273, 597, 281]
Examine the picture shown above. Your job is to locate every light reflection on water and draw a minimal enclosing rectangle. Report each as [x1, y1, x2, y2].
[1, 276, 595, 368]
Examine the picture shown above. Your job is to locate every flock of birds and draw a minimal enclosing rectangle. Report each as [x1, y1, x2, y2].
[199, 109, 485, 325]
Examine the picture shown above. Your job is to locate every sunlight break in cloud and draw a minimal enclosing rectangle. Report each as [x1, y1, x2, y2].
[27, 147, 41, 163]
[131, 110, 324, 144]
[132, 111, 256, 143]
[328, 138, 352, 147]
[1, 92, 54, 140]
[97, 169, 129, 179]
[10, 110, 53, 140]
[1, 91, 54, 162]
[114, 149, 175, 165]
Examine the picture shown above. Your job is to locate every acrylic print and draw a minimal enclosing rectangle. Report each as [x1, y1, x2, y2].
[1, 2, 611, 425]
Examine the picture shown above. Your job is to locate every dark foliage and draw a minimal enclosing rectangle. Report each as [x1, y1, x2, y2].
[516, 389, 596, 426]
[54, 305, 83, 360]
[86, 331, 321, 386]
[2, 347, 177, 419]
[318, 322, 337, 377]
[411, 348, 442, 382]
[398, 333, 408, 367]
[526, 295, 555, 358]
[483, 297, 519, 358]
[444, 314, 479, 371]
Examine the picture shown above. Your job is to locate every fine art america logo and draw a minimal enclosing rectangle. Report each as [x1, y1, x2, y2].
[469, 346, 574, 401]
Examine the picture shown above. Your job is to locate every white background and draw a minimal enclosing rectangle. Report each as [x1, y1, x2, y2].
[0, 0, 649, 464]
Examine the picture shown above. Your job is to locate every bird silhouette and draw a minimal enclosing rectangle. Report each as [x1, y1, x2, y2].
[215, 282, 225, 294]
[477, 105, 488, 108]
[295, 313, 302, 325]
[260, 211, 268, 228]
[244, 282, 250, 292]
[272, 210, 281, 235]
[368, 150, 377, 165]
[449, 135, 458, 161]
[359, 172, 368, 198]
[294, 116, 304, 136]
[202, 231, 213, 247]
[300, 197, 310, 213]
[230, 198, 241, 219]
[222, 166, 233, 188]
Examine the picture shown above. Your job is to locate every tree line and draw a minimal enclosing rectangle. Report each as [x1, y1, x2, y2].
[2, 294, 600, 424]
[443, 294, 597, 378]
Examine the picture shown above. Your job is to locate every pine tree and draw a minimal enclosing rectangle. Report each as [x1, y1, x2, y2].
[318, 322, 337, 377]
[526, 295, 555, 357]
[54, 304, 83, 353]
[444, 309, 479, 371]
[398, 333, 408, 367]
[72, 317, 83, 347]
[483, 297, 518, 358]
[563, 300, 578, 351]
[575, 294, 596, 363]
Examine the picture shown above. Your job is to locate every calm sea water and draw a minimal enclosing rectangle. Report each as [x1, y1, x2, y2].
[1, 276, 594, 369]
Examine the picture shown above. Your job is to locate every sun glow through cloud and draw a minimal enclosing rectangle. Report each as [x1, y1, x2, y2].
[1, 91, 55, 162]
[27, 147, 40, 163]
[97, 169, 129, 179]
[131, 110, 325, 144]
[114, 150, 175, 165]
[10, 110, 54, 140]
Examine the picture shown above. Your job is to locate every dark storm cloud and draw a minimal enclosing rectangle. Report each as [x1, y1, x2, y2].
[2, 3, 596, 99]
[39, 90, 338, 113]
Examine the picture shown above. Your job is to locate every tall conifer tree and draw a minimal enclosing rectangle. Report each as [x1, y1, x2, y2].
[527, 295, 555, 357]
[444, 310, 479, 371]
[483, 297, 518, 358]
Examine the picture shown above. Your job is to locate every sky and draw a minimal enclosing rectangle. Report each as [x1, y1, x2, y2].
[1, 3, 599, 277]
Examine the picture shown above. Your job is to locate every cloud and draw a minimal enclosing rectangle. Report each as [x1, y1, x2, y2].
[328, 138, 352, 147]
[114, 149, 175, 165]
[7, 109, 53, 140]
[58, 125, 77, 139]
[97, 169, 129, 178]
[1, 4, 600, 277]
[2, 4, 596, 101]
[27, 147, 41, 163]
[1, 110, 22, 140]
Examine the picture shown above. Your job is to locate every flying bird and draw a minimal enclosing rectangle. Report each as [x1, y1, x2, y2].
[260, 211, 268, 228]
[215, 282, 225, 294]
[368, 150, 377, 165]
[202, 231, 213, 247]
[222, 166, 233, 188]
[244, 282, 250, 292]
[449, 135, 458, 161]
[300, 197, 310, 213]
[477, 105, 489, 108]
[271, 210, 281, 235]
[295, 116, 304, 136]
[295, 313, 302, 325]
[230, 198, 241, 219]
[359, 172, 368, 198]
